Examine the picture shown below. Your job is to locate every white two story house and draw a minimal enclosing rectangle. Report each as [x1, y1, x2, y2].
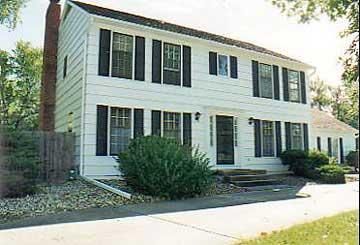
[52, 0, 347, 178]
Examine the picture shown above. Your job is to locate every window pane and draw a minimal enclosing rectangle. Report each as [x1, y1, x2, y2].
[218, 55, 228, 76]
[110, 107, 131, 155]
[163, 112, 181, 142]
[262, 121, 274, 156]
[259, 64, 273, 98]
[163, 43, 180, 71]
[288, 70, 300, 102]
[291, 123, 303, 150]
[112, 33, 133, 79]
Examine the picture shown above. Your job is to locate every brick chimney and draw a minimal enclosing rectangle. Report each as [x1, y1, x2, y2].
[39, 0, 61, 131]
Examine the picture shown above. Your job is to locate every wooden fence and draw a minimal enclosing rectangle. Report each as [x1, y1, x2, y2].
[0, 130, 75, 184]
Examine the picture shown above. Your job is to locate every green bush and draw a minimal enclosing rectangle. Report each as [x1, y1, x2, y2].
[307, 150, 330, 167]
[317, 164, 346, 184]
[280, 150, 308, 176]
[118, 136, 215, 199]
[346, 151, 359, 170]
[0, 129, 40, 198]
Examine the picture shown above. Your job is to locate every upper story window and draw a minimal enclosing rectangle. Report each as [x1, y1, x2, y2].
[259, 63, 273, 99]
[112, 32, 133, 79]
[218, 55, 228, 76]
[291, 123, 303, 150]
[163, 43, 181, 85]
[63, 55, 68, 79]
[288, 70, 301, 103]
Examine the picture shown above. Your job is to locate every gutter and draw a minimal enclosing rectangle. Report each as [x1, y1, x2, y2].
[81, 176, 132, 199]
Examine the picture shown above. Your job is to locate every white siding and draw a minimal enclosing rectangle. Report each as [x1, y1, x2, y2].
[54, 5, 89, 170]
[81, 17, 312, 176]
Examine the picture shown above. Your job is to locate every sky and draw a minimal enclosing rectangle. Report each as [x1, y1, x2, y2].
[0, 0, 350, 86]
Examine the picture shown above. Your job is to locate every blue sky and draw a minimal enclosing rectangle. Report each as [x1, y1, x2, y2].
[0, 0, 350, 86]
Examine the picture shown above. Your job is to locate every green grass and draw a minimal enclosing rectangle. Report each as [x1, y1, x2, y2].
[239, 210, 359, 245]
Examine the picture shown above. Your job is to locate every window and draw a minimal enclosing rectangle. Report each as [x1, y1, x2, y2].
[234, 117, 238, 147]
[163, 43, 181, 85]
[110, 107, 131, 155]
[262, 121, 274, 156]
[210, 116, 214, 146]
[218, 55, 228, 76]
[163, 112, 181, 142]
[288, 70, 300, 102]
[291, 123, 303, 150]
[67, 112, 73, 133]
[63, 56, 68, 79]
[317, 136, 321, 151]
[259, 63, 273, 98]
[112, 32, 133, 79]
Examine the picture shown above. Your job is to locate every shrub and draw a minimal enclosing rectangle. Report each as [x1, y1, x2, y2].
[0, 129, 40, 198]
[307, 150, 330, 167]
[280, 150, 308, 176]
[317, 164, 346, 184]
[118, 136, 215, 199]
[346, 151, 359, 171]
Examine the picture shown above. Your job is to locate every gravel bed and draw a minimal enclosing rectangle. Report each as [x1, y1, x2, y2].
[0, 179, 143, 224]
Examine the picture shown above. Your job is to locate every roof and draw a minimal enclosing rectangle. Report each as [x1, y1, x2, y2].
[311, 108, 358, 134]
[70, 1, 308, 65]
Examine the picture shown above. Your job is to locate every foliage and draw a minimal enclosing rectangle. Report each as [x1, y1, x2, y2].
[280, 150, 308, 175]
[239, 210, 358, 245]
[118, 136, 215, 199]
[346, 150, 359, 169]
[309, 77, 331, 110]
[0, 0, 27, 29]
[0, 41, 43, 130]
[317, 164, 346, 184]
[0, 127, 41, 198]
[271, 0, 359, 129]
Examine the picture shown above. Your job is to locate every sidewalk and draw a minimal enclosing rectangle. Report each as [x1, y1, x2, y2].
[0, 182, 358, 245]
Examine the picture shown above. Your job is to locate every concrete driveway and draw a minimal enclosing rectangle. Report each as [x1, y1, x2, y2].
[0, 182, 358, 245]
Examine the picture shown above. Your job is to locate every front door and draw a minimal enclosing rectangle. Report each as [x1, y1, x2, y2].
[216, 115, 234, 164]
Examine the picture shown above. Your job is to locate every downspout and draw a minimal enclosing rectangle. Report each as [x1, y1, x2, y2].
[80, 17, 92, 176]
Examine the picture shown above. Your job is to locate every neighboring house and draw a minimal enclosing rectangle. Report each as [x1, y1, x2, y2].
[40, 0, 354, 178]
[310, 108, 358, 163]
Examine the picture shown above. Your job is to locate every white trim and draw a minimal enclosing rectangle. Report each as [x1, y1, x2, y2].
[258, 63, 275, 99]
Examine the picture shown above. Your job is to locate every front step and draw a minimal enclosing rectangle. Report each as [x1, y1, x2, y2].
[231, 179, 281, 187]
[225, 174, 274, 182]
[217, 169, 267, 176]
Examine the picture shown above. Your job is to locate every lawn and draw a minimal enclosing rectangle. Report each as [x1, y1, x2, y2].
[239, 210, 359, 245]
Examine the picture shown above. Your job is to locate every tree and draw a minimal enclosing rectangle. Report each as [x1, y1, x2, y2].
[0, 41, 42, 130]
[309, 77, 331, 110]
[0, 0, 28, 29]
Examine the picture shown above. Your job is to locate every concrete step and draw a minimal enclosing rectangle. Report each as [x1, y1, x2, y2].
[230, 179, 281, 187]
[217, 169, 267, 176]
[225, 174, 276, 182]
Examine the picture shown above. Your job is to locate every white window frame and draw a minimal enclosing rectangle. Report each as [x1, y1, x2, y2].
[234, 117, 238, 147]
[261, 120, 275, 157]
[209, 116, 214, 146]
[161, 42, 184, 87]
[288, 70, 301, 103]
[109, 31, 136, 80]
[162, 111, 182, 142]
[259, 63, 274, 99]
[217, 54, 229, 77]
[290, 123, 304, 150]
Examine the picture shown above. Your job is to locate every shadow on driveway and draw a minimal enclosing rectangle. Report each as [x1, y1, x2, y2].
[0, 185, 306, 230]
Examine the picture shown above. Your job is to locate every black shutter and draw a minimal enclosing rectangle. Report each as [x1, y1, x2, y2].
[273, 65, 280, 100]
[282, 68, 289, 101]
[209, 51, 217, 75]
[183, 113, 192, 146]
[254, 119, 261, 157]
[339, 138, 344, 163]
[300, 71, 307, 104]
[285, 122, 291, 150]
[230, 56, 238, 79]
[98, 29, 111, 76]
[252, 60, 259, 97]
[327, 137, 332, 157]
[317, 137, 321, 151]
[275, 121, 282, 157]
[135, 36, 145, 81]
[151, 110, 161, 136]
[303, 123, 309, 151]
[96, 105, 108, 156]
[183, 45, 191, 87]
[134, 109, 144, 138]
[152, 40, 162, 83]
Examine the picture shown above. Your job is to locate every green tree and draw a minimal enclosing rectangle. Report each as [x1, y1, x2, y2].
[309, 77, 331, 110]
[0, 41, 42, 129]
[0, 0, 28, 29]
